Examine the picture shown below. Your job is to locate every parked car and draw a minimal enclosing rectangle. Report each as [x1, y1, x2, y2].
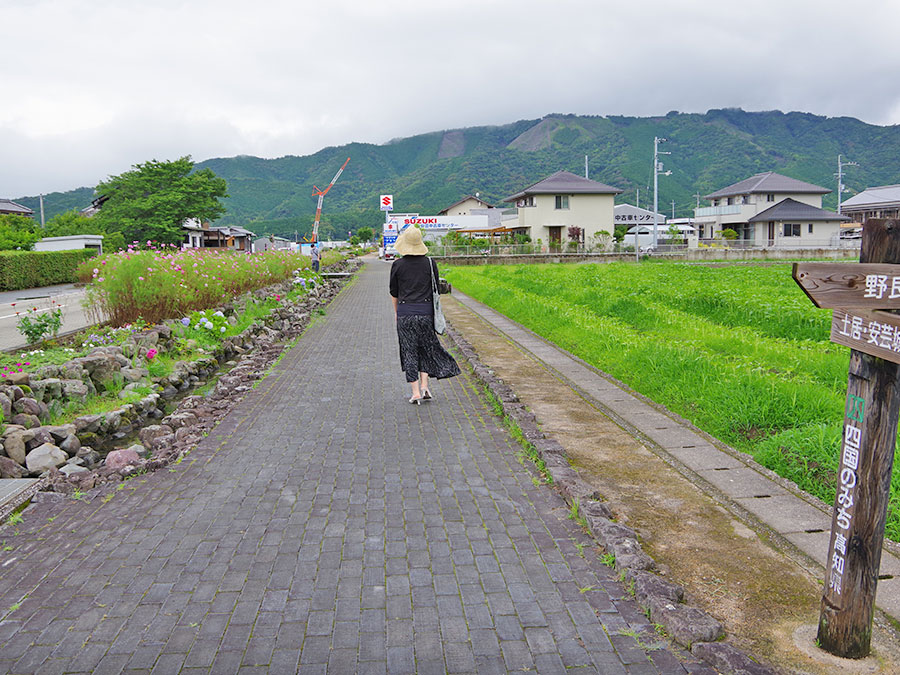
[383, 245, 397, 260]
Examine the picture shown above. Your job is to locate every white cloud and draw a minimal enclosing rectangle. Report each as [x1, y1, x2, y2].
[2, 0, 899, 196]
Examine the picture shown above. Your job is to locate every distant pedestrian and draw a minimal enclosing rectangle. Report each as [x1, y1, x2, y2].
[310, 244, 320, 273]
[390, 227, 460, 404]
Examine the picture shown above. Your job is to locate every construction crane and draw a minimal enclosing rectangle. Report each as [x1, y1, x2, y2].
[306, 156, 350, 243]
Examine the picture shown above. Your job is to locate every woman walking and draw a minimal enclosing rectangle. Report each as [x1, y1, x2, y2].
[389, 227, 460, 404]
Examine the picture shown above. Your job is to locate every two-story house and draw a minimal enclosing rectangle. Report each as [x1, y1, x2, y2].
[694, 172, 847, 246]
[502, 171, 622, 247]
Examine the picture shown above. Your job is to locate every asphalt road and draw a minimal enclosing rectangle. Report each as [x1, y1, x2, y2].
[0, 283, 94, 353]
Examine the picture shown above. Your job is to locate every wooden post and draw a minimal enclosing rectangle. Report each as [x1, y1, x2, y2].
[818, 219, 900, 658]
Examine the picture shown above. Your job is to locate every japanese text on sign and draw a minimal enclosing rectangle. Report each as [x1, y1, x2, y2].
[829, 394, 864, 596]
[863, 274, 900, 300]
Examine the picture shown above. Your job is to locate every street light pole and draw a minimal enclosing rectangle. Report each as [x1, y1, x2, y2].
[652, 137, 671, 250]
[836, 154, 859, 215]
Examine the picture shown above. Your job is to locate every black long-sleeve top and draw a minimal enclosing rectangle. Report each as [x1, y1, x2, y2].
[390, 256, 438, 314]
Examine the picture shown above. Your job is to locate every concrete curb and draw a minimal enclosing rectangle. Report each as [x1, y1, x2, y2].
[445, 322, 777, 675]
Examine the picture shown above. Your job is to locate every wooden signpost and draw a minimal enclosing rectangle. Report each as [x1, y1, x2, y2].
[792, 219, 900, 658]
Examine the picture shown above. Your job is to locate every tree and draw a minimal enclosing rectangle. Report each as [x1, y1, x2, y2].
[44, 210, 125, 252]
[356, 226, 374, 242]
[0, 215, 40, 250]
[93, 156, 228, 245]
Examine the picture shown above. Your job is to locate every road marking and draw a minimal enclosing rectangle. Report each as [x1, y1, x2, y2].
[0, 303, 72, 321]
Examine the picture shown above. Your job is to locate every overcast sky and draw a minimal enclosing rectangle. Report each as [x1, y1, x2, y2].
[3, 0, 899, 197]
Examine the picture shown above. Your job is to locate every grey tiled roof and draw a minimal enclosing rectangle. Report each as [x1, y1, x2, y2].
[504, 171, 623, 201]
[747, 198, 849, 222]
[704, 172, 830, 199]
[840, 184, 900, 209]
[0, 199, 33, 216]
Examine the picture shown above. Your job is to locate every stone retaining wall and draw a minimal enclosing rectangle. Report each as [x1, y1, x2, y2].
[436, 248, 858, 266]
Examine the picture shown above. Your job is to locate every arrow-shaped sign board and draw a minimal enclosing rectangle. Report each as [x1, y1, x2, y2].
[830, 308, 900, 365]
[793, 262, 900, 309]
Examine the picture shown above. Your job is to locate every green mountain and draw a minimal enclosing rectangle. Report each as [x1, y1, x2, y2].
[15, 109, 900, 240]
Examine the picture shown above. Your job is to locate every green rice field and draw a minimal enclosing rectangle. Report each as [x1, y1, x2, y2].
[441, 261, 900, 540]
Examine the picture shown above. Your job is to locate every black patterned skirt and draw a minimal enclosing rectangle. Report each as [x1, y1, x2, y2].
[396, 315, 461, 383]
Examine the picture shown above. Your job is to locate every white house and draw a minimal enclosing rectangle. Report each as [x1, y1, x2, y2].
[694, 172, 847, 246]
[438, 195, 494, 216]
[502, 171, 622, 248]
[34, 234, 103, 253]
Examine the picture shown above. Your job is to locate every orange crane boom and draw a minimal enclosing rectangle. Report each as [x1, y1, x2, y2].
[307, 156, 350, 243]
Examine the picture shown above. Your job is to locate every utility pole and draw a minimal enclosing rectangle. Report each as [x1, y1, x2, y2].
[636, 188, 640, 209]
[836, 154, 859, 214]
[39, 194, 45, 227]
[694, 193, 701, 209]
[672, 200, 676, 219]
[585, 155, 589, 179]
[653, 137, 671, 249]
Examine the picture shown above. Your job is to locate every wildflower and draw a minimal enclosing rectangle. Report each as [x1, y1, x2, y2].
[146, 348, 158, 360]
[93, 268, 99, 275]
[181, 317, 190, 326]
[138, 276, 144, 281]
[220, 326, 226, 333]
[204, 321, 214, 330]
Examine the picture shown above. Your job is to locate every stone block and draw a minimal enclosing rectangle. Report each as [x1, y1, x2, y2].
[25, 443, 67, 474]
[691, 642, 775, 674]
[648, 598, 723, 648]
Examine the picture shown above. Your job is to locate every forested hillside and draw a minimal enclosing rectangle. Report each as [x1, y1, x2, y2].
[17, 109, 900, 240]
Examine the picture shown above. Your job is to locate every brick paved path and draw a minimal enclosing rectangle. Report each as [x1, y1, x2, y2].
[0, 261, 710, 674]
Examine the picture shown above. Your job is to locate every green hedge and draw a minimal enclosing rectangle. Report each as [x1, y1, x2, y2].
[0, 249, 98, 291]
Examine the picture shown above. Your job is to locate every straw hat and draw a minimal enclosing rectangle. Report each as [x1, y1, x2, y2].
[395, 226, 428, 256]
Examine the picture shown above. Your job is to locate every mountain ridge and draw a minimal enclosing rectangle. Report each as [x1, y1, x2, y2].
[15, 108, 900, 240]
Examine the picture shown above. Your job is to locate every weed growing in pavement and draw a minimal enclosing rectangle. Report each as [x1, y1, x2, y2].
[600, 553, 616, 567]
[567, 498, 588, 529]
[480, 385, 552, 484]
[5, 512, 23, 528]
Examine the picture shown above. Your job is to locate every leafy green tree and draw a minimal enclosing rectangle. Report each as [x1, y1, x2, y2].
[0, 215, 40, 250]
[44, 211, 125, 252]
[93, 156, 228, 245]
[355, 226, 374, 242]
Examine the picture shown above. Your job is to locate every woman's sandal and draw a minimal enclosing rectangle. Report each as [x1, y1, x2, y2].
[422, 388, 433, 401]
[409, 396, 423, 405]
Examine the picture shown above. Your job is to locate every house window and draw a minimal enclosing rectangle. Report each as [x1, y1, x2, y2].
[741, 195, 750, 204]
[783, 223, 801, 237]
[767, 194, 775, 202]
[555, 195, 569, 210]
[727, 197, 734, 205]
[713, 199, 719, 206]
[808, 223, 814, 234]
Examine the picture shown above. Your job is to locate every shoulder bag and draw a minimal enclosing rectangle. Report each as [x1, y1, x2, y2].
[429, 258, 447, 335]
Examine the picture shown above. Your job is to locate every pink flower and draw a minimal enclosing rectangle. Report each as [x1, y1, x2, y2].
[138, 276, 144, 281]
[146, 348, 158, 360]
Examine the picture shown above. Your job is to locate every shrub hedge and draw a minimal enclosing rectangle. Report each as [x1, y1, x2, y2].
[0, 249, 97, 291]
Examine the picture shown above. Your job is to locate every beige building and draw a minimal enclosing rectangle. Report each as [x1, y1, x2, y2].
[694, 172, 847, 246]
[502, 171, 622, 247]
[438, 195, 493, 216]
